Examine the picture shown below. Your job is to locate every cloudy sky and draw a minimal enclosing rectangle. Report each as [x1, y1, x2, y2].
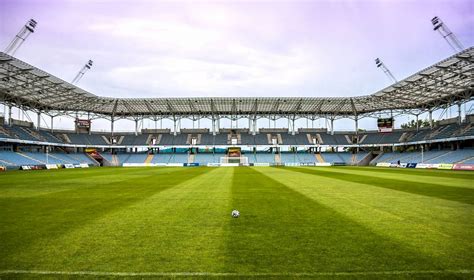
[0, 0, 473, 131]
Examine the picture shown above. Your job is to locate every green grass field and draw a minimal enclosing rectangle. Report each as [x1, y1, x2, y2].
[0, 166, 473, 279]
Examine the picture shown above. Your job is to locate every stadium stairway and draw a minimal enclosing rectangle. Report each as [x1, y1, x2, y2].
[459, 156, 474, 164]
[112, 154, 119, 165]
[315, 153, 325, 163]
[275, 153, 281, 164]
[145, 134, 153, 145]
[356, 152, 374, 166]
[47, 153, 72, 164]
[101, 136, 111, 145]
[145, 154, 154, 164]
[24, 127, 45, 141]
[99, 153, 113, 166]
[86, 153, 100, 166]
[17, 152, 44, 164]
[0, 158, 15, 166]
[426, 150, 452, 163]
[370, 152, 384, 165]
[188, 153, 195, 163]
[61, 134, 72, 143]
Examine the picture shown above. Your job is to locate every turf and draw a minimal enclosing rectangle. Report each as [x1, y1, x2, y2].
[0, 166, 473, 279]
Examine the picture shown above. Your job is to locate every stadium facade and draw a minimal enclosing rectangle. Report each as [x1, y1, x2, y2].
[0, 47, 473, 169]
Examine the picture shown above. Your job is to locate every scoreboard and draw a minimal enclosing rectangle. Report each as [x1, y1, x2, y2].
[75, 118, 91, 133]
[228, 147, 241, 157]
[377, 118, 394, 132]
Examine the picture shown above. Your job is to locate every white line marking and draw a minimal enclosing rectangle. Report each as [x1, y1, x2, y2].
[0, 269, 473, 277]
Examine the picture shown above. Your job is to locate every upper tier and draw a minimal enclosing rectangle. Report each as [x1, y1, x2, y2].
[0, 121, 473, 147]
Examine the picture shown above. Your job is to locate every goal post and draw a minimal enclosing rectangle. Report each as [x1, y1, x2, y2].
[220, 156, 249, 165]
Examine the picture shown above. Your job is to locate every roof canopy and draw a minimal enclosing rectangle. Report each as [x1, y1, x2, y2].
[0, 47, 473, 119]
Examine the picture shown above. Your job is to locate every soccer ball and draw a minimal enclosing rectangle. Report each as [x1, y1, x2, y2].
[231, 209, 240, 218]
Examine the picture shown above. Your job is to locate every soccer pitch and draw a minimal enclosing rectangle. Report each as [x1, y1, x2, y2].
[0, 167, 473, 279]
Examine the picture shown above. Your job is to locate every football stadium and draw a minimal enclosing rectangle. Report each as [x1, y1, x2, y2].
[0, 1, 473, 279]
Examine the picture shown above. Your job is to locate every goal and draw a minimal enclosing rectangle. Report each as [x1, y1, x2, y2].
[220, 156, 249, 165]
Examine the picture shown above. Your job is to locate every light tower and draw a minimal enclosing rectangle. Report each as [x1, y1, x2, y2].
[431, 16, 464, 53]
[375, 58, 397, 83]
[72, 60, 93, 84]
[4, 19, 38, 56]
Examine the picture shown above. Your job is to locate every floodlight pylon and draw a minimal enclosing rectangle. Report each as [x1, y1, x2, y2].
[4, 19, 38, 56]
[375, 58, 397, 83]
[431, 16, 464, 53]
[72, 60, 93, 84]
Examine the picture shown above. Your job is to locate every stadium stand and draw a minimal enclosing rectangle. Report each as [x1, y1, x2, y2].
[372, 149, 474, 164]
[1, 120, 473, 148]
[0, 48, 473, 169]
[296, 152, 317, 163]
[194, 153, 216, 164]
[280, 152, 299, 163]
[255, 153, 275, 163]
[0, 150, 96, 167]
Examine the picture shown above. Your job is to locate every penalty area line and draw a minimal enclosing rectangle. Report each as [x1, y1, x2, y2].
[0, 269, 473, 277]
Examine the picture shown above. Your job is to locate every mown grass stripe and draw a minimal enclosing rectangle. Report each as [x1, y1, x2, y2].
[223, 167, 440, 273]
[328, 166, 474, 189]
[1, 269, 473, 277]
[0, 167, 215, 265]
[339, 166, 474, 180]
[283, 166, 474, 205]
[258, 166, 474, 268]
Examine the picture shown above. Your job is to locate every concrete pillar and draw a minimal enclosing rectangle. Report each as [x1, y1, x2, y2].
[458, 103, 462, 124]
[212, 118, 216, 136]
[252, 118, 257, 136]
[36, 112, 41, 131]
[330, 119, 334, 135]
[415, 115, 419, 131]
[248, 118, 252, 134]
[135, 119, 139, 136]
[8, 106, 12, 125]
[50, 116, 54, 133]
[291, 118, 294, 135]
[173, 118, 177, 136]
[111, 117, 115, 136]
[354, 116, 358, 135]
[429, 110, 433, 128]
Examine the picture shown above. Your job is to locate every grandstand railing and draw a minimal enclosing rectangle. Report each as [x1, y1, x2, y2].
[1, 134, 473, 149]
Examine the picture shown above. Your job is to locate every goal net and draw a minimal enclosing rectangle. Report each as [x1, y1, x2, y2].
[220, 156, 249, 165]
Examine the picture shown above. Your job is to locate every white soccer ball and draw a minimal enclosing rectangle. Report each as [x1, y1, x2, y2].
[231, 209, 240, 218]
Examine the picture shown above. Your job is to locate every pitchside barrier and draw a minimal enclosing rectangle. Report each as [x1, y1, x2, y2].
[416, 163, 439, 169]
[376, 162, 474, 171]
[453, 163, 474, 170]
[20, 163, 90, 170]
[46, 164, 59, 169]
[122, 163, 202, 167]
[438, 164, 454, 170]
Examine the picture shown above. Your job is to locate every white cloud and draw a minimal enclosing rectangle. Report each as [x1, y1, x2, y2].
[85, 16, 321, 97]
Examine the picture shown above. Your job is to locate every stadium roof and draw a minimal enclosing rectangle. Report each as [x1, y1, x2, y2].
[0, 47, 473, 120]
